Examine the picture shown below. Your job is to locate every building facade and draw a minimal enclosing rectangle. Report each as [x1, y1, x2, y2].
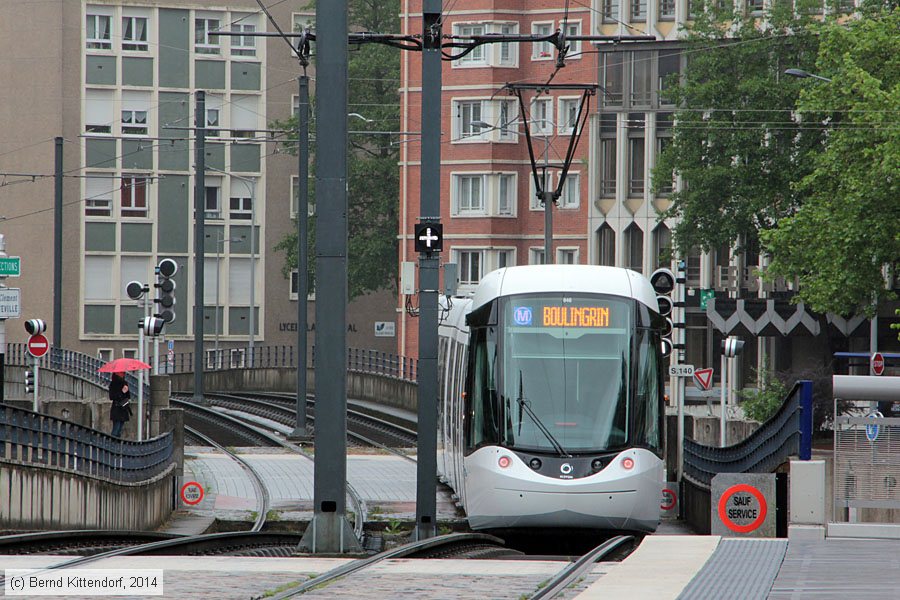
[0, 1, 398, 367]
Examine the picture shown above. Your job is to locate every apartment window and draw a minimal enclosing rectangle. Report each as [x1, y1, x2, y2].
[121, 176, 148, 217]
[603, 0, 620, 21]
[497, 250, 513, 269]
[205, 186, 221, 219]
[686, 247, 702, 286]
[291, 268, 315, 299]
[656, 137, 674, 195]
[205, 95, 222, 137]
[123, 349, 138, 359]
[601, 54, 624, 106]
[84, 256, 114, 301]
[498, 100, 517, 140]
[559, 173, 580, 208]
[628, 137, 645, 197]
[559, 98, 580, 132]
[659, 0, 677, 18]
[531, 97, 553, 134]
[497, 23, 517, 66]
[563, 21, 581, 58]
[455, 100, 484, 140]
[531, 22, 554, 60]
[86, 13, 111, 50]
[624, 223, 644, 273]
[632, 0, 648, 20]
[231, 95, 258, 138]
[195, 18, 221, 54]
[597, 224, 616, 266]
[599, 137, 617, 197]
[631, 51, 653, 106]
[121, 110, 148, 136]
[85, 175, 114, 217]
[120, 256, 149, 300]
[97, 349, 113, 362]
[658, 51, 681, 105]
[530, 248, 546, 265]
[230, 196, 252, 220]
[652, 224, 672, 270]
[530, 171, 553, 210]
[122, 16, 148, 51]
[747, 0, 764, 12]
[85, 89, 114, 134]
[454, 175, 485, 214]
[498, 174, 515, 215]
[231, 18, 257, 56]
[558, 248, 578, 264]
[457, 250, 484, 284]
[291, 176, 315, 218]
[455, 23, 486, 65]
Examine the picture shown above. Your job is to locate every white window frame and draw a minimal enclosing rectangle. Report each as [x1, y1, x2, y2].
[123, 349, 138, 359]
[291, 176, 315, 218]
[557, 247, 580, 265]
[290, 269, 316, 300]
[559, 172, 580, 209]
[531, 22, 554, 60]
[453, 99, 486, 142]
[231, 94, 259, 138]
[195, 16, 221, 55]
[562, 20, 582, 59]
[453, 23, 487, 66]
[230, 16, 257, 57]
[205, 94, 222, 138]
[558, 97, 580, 133]
[204, 182, 222, 220]
[85, 174, 114, 217]
[85, 89, 114, 135]
[529, 171, 554, 211]
[229, 195, 253, 220]
[496, 173, 516, 216]
[529, 247, 546, 265]
[495, 248, 515, 270]
[230, 349, 246, 368]
[454, 249, 485, 285]
[84, 256, 114, 301]
[122, 15, 149, 51]
[497, 99, 518, 141]
[120, 175, 149, 218]
[97, 348, 113, 362]
[86, 12, 112, 50]
[531, 97, 553, 135]
[452, 173, 486, 215]
[493, 22, 519, 67]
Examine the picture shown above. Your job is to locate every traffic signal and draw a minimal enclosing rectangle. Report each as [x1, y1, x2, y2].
[650, 268, 675, 357]
[141, 316, 165, 336]
[722, 337, 745, 358]
[155, 258, 177, 324]
[24, 370, 34, 394]
[24, 319, 46, 335]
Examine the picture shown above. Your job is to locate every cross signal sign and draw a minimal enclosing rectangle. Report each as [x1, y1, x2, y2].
[414, 223, 443, 253]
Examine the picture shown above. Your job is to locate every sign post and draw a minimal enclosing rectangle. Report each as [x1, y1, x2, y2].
[27, 334, 49, 412]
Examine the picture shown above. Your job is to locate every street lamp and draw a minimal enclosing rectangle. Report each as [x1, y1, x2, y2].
[472, 118, 556, 264]
[784, 68, 833, 83]
[206, 166, 257, 367]
[205, 232, 244, 369]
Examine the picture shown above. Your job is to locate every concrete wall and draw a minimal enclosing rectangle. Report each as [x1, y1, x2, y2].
[4, 367, 108, 402]
[0, 462, 175, 532]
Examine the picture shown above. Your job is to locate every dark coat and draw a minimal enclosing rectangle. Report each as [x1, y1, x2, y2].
[109, 375, 132, 423]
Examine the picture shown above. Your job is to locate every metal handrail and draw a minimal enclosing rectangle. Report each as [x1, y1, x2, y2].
[0, 403, 173, 483]
[683, 380, 813, 488]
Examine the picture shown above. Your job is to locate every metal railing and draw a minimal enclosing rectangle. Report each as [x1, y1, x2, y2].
[683, 380, 813, 489]
[0, 403, 173, 483]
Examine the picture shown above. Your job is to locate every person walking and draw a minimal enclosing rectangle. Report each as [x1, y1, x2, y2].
[109, 371, 132, 438]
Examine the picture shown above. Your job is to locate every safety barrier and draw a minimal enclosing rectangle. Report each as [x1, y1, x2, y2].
[0, 403, 173, 483]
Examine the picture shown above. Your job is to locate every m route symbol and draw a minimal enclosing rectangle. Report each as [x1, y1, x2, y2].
[693, 368, 714, 391]
[180, 481, 204, 505]
[27, 334, 50, 358]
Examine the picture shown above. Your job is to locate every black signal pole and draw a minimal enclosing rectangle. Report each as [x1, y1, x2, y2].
[193, 91, 206, 403]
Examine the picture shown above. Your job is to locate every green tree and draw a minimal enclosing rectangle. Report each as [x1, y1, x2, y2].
[652, 3, 823, 255]
[273, 0, 400, 300]
[761, 9, 900, 316]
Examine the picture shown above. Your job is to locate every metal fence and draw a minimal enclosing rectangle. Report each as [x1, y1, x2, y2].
[834, 415, 900, 517]
[0, 403, 174, 483]
[683, 380, 813, 489]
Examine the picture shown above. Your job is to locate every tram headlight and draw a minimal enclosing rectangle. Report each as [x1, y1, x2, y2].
[529, 458, 542, 471]
[621, 457, 635, 470]
[498, 455, 512, 469]
[591, 458, 604, 472]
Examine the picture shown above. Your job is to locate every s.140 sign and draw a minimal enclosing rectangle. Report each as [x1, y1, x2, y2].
[668, 364, 695, 377]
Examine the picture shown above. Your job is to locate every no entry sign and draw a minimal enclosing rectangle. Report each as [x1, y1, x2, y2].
[180, 481, 205, 506]
[27, 334, 50, 358]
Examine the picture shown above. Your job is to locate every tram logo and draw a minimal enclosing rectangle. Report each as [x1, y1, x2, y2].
[560, 463, 573, 475]
[513, 306, 533, 326]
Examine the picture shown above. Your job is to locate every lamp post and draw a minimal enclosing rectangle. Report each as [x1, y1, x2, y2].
[783, 68, 832, 83]
[205, 167, 257, 366]
[205, 233, 244, 369]
[471, 118, 555, 264]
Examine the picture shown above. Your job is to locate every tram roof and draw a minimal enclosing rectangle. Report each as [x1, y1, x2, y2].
[471, 265, 659, 312]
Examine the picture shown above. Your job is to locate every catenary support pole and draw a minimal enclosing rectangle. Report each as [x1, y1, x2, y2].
[298, 0, 361, 554]
[543, 134, 553, 263]
[193, 92, 206, 403]
[53, 137, 63, 350]
[720, 353, 728, 447]
[415, 0, 443, 541]
[292, 74, 311, 440]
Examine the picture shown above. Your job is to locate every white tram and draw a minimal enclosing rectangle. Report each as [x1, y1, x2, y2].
[437, 265, 666, 532]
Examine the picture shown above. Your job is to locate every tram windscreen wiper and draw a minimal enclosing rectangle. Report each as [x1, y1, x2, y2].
[517, 371, 571, 458]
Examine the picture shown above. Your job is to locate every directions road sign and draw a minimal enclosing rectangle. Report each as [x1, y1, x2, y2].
[0, 288, 21, 318]
[872, 352, 885, 376]
[0, 256, 21, 277]
[27, 334, 50, 358]
[668, 364, 695, 377]
[693, 368, 714, 391]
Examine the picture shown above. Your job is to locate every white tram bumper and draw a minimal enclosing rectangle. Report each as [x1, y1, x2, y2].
[464, 446, 664, 532]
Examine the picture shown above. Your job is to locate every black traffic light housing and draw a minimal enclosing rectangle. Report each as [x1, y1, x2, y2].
[155, 258, 177, 324]
[140, 316, 165, 337]
[722, 337, 745, 358]
[24, 319, 46, 335]
[650, 268, 675, 358]
[24, 370, 34, 394]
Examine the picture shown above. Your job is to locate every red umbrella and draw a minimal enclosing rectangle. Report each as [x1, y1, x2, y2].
[98, 358, 151, 373]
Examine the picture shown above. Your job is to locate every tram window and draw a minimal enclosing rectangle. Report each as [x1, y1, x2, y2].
[466, 328, 500, 450]
[634, 328, 661, 449]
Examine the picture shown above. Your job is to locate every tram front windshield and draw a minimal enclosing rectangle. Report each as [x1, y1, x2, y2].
[498, 294, 632, 453]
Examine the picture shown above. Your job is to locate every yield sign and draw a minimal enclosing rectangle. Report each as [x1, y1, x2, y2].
[693, 368, 714, 391]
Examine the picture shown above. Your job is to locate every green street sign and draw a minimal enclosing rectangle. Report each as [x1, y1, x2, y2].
[700, 288, 715, 311]
[0, 257, 21, 277]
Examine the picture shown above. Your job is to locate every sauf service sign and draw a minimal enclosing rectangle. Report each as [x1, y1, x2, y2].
[711, 473, 776, 537]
